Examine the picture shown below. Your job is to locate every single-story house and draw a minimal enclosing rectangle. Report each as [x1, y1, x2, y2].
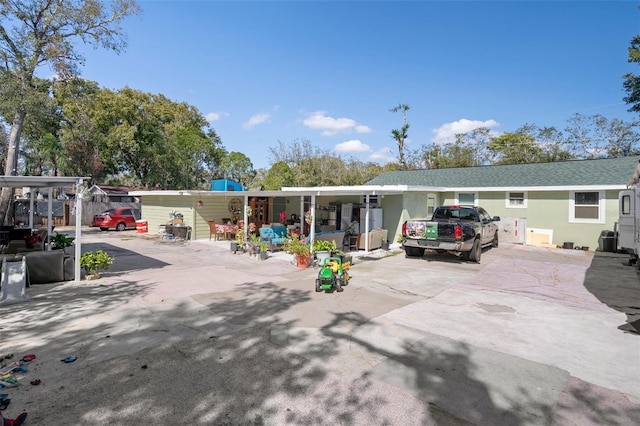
[129, 156, 640, 252]
[364, 155, 640, 250]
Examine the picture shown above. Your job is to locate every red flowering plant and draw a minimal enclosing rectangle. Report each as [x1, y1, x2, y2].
[24, 232, 42, 247]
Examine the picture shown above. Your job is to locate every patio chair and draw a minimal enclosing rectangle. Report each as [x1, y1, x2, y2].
[208, 220, 224, 241]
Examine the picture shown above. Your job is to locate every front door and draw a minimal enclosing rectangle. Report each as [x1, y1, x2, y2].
[249, 198, 269, 230]
[618, 189, 637, 252]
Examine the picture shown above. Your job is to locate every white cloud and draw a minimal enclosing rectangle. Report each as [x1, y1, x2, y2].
[432, 119, 499, 144]
[303, 111, 372, 136]
[243, 113, 270, 129]
[205, 112, 227, 122]
[355, 125, 373, 134]
[369, 147, 396, 164]
[335, 139, 371, 153]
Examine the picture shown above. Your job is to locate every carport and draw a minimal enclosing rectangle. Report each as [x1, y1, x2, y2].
[130, 185, 409, 252]
[0, 175, 88, 282]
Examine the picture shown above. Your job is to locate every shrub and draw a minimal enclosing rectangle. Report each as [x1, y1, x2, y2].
[80, 250, 114, 276]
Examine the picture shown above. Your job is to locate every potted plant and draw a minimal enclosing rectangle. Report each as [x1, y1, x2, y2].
[313, 239, 335, 265]
[232, 224, 245, 253]
[248, 233, 262, 256]
[283, 234, 311, 268]
[381, 235, 390, 251]
[23, 232, 42, 249]
[49, 232, 75, 253]
[259, 241, 269, 260]
[80, 249, 114, 279]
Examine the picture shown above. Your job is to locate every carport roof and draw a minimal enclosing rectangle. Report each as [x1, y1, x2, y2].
[128, 186, 410, 197]
[0, 175, 88, 188]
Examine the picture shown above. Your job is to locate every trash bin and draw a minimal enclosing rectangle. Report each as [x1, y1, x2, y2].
[599, 230, 616, 252]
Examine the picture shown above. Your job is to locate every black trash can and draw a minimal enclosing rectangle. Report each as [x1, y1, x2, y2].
[599, 230, 616, 252]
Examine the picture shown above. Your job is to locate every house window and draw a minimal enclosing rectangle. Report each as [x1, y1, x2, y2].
[363, 195, 378, 207]
[456, 192, 477, 206]
[506, 191, 527, 208]
[570, 191, 604, 223]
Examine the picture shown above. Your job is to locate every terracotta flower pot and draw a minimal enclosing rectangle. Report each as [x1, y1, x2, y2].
[296, 253, 311, 268]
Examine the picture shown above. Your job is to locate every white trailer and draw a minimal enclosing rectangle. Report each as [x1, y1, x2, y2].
[618, 160, 640, 266]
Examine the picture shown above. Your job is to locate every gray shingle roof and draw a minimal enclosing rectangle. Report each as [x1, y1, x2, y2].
[366, 156, 640, 188]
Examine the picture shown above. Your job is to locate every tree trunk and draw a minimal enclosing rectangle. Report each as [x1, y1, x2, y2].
[0, 111, 27, 225]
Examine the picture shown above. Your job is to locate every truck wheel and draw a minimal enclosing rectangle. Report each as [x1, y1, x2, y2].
[315, 279, 322, 292]
[405, 247, 425, 258]
[469, 239, 481, 263]
[492, 232, 499, 248]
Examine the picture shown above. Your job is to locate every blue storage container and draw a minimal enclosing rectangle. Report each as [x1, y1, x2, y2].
[211, 179, 245, 192]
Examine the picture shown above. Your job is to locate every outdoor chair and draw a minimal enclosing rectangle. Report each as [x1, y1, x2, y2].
[208, 220, 224, 241]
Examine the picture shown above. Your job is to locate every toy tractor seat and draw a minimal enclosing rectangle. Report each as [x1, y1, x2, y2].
[315, 257, 350, 293]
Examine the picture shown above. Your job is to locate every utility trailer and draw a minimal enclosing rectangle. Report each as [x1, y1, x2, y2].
[618, 160, 640, 266]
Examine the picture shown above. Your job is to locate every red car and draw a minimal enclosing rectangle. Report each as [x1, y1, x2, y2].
[92, 208, 141, 231]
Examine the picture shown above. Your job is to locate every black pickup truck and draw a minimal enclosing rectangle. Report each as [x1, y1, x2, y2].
[401, 205, 500, 263]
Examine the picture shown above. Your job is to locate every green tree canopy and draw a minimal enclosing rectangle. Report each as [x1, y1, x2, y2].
[623, 34, 640, 114]
[262, 161, 295, 190]
[55, 83, 225, 189]
[0, 0, 140, 223]
[216, 152, 256, 188]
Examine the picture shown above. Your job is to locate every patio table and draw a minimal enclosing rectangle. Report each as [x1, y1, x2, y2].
[216, 224, 238, 240]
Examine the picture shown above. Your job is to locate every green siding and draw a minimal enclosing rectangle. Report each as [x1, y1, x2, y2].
[476, 189, 619, 248]
[395, 189, 621, 249]
[381, 194, 404, 242]
[141, 195, 247, 240]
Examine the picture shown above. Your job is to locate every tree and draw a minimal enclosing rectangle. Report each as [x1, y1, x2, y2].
[593, 116, 639, 157]
[266, 139, 380, 186]
[564, 113, 639, 158]
[534, 126, 574, 162]
[53, 78, 112, 181]
[0, 0, 140, 223]
[54, 83, 225, 189]
[217, 152, 256, 188]
[417, 140, 474, 170]
[487, 126, 544, 164]
[389, 104, 410, 168]
[563, 113, 599, 158]
[262, 161, 295, 190]
[623, 35, 640, 114]
[412, 127, 493, 169]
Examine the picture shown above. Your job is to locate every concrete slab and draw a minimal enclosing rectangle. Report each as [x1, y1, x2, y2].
[370, 331, 569, 426]
[383, 288, 640, 399]
[1, 231, 638, 425]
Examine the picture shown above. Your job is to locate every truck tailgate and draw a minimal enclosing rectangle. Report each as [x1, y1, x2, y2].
[405, 220, 458, 240]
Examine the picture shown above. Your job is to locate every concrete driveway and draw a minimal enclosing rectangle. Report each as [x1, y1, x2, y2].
[0, 229, 638, 425]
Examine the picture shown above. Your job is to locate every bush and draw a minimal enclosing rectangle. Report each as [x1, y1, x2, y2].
[80, 250, 114, 276]
[283, 234, 310, 256]
[313, 239, 335, 252]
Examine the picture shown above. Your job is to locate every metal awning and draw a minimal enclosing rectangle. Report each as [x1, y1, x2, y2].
[0, 175, 89, 282]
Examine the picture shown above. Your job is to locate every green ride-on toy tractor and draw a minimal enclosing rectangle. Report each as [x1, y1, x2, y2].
[315, 256, 350, 292]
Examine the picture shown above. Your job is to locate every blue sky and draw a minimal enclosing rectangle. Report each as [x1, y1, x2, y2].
[74, 1, 639, 170]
